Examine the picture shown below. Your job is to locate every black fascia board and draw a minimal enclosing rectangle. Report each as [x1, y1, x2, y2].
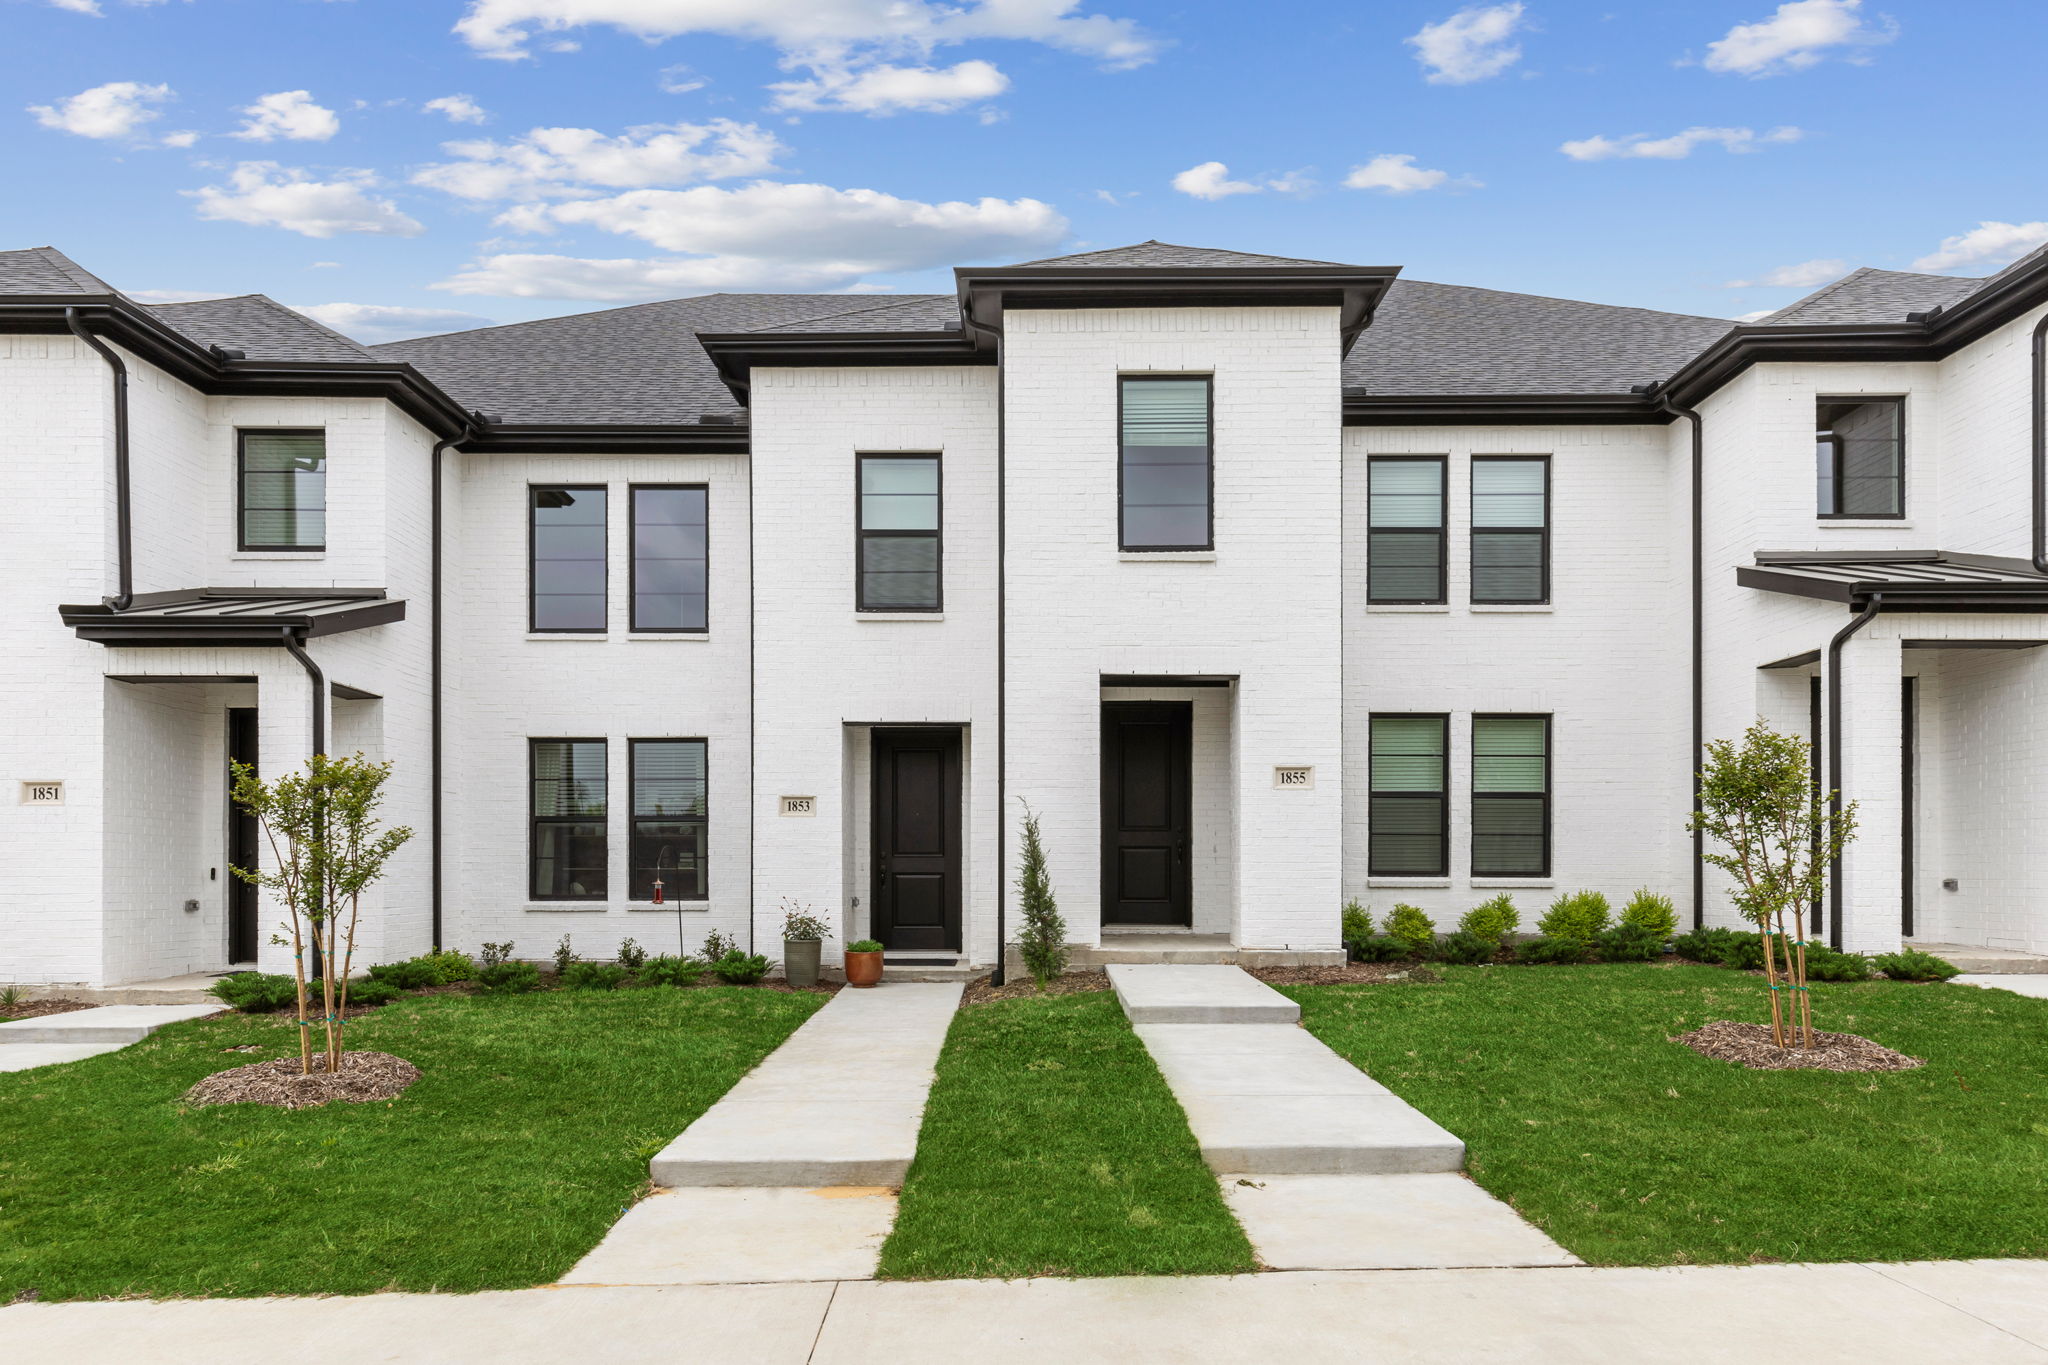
[1735, 565, 2048, 612]
[696, 329, 988, 403]
[1343, 392, 1672, 426]
[463, 423, 753, 456]
[58, 590, 404, 644]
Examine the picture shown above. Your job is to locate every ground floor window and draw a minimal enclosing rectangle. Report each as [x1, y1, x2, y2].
[1471, 714, 1550, 876]
[1369, 714, 1448, 875]
[630, 738, 707, 900]
[531, 739, 607, 899]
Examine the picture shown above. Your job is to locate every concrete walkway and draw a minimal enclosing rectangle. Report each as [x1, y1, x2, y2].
[1956, 974, 2048, 1000]
[9, 1260, 2048, 1362]
[0, 1002, 221, 1072]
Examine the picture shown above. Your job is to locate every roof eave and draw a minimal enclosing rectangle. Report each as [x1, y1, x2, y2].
[695, 329, 988, 403]
[1344, 392, 1671, 426]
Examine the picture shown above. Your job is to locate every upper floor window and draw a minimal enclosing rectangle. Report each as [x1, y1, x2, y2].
[1471, 457, 1549, 604]
[1816, 398, 1904, 519]
[1367, 456, 1446, 604]
[631, 485, 707, 632]
[858, 455, 941, 611]
[531, 486, 607, 633]
[1120, 377, 1212, 550]
[238, 430, 326, 551]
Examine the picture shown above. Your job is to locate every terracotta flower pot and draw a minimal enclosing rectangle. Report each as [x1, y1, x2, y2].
[844, 949, 884, 988]
[783, 938, 821, 989]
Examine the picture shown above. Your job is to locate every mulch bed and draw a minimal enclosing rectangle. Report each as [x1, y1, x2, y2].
[1246, 963, 1440, 987]
[962, 970, 1113, 1005]
[1671, 1020, 1925, 1072]
[183, 1051, 422, 1109]
[0, 998, 99, 1022]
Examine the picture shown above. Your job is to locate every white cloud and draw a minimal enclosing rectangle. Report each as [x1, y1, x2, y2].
[770, 59, 1008, 115]
[188, 162, 425, 238]
[424, 94, 489, 124]
[1733, 308, 1777, 323]
[414, 119, 782, 200]
[1171, 161, 1262, 201]
[49, 0, 103, 13]
[1910, 221, 2048, 273]
[287, 302, 498, 343]
[1344, 153, 1465, 195]
[658, 64, 707, 93]
[161, 129, 199, 147]
[435, 180, 1067, 299]
[1702, 0, 1896, 77]
[233, 90, 341, 142]
[1725, 257, 1849, 288]
[1407, 3, 1525, 85]
[28, 81, 173, 139]
[1561, 125, 1804, 161]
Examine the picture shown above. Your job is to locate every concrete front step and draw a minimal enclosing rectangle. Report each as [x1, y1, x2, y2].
[0, 1002, 223, 1045]
[650, 981, 960, 1188]
[1064, 936, 1346, 969]
[1907, 942, 2048, 975]
[1106, 964, 1301, 1024]
[22, 970, 246, 1005]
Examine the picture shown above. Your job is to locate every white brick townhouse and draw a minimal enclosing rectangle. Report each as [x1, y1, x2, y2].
[7, 238, 2048, 988]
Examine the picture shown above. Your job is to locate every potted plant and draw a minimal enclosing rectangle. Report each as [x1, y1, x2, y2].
[780, 900, 830, 989]
[844, 939, 884, 988]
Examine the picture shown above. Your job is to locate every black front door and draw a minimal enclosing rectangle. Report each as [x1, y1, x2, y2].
[226, 707, 259, 964]
[871, 727, 962, 952]
[1101, 701, 1192, 926]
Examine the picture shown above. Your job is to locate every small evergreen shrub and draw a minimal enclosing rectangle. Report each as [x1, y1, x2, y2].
[366, 958, 439, 990]
[1798, 942, 1874, 982]
[1457, 893, 1519, 942]
[551, 935, 578, 977]
[1516, 935, 1591, 965]
[1384, 903, 1437, 957]
[1619, 888, 1679, 939]
[479, 940, 515, 968]
[416, 949, 476, 984]
[1538, 890, 1611, 943]
[846, 939, 883, 953]
[616, 937, 647, 971]
[638, 954, 705, 987]
[343, 978, 403, 1007]
[1434, 930, 1499, 965]
[562, 962, 628, 990]
[1349, 934, 1414, 963]
[208, 971, 299, 1012]
[1672, 926, 1734, 962]
[711, 950, 771, 985]
[476, 960, 541, 994]
[1595, 923, 1666, 962]
[1874, 948, 1961, 982]
[1015, 804, 1069, 988]
[1340, 899, 1373, 943]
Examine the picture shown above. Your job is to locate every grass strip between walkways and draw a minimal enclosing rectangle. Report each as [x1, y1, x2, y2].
[878, 989, 1256, 1279]
[0, 988, 822, 1301]
[1283, 962, 2048, 1267]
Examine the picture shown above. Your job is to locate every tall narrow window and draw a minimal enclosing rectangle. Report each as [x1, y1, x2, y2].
[1816, 397, 1904, 518]
[1369, 714, 1448, 876]
[630, 739, 707, 900]
[238, 430, 326, 550]
[531, 739, 606, 900]
[858, 455, 941, 611]
[1120, 376, 1212, 550]
[531, 485, 606, 632]
[1368, 457, 1446, 604]
[1471, 457, 1549, 604]
[1471, 715, 1550, 876]
[631, 485, 707, 632]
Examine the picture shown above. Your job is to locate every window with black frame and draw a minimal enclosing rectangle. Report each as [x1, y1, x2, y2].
[1119, 376, 1212, 550]
[631, 485, 707, 632]
[857, 455, 941, 611]
[238, 430, 327, 550]
[1471, 457, 1549, 603]
[1471, 715, 1550, 876]
[531, 486, 607, 631]
[1816, 397, 1904, 518]
[1369, 714, 1448, 876]
[1368, 457, 1446, 603]
[630, 739, 707, 901]
[531, 739, 606, 900]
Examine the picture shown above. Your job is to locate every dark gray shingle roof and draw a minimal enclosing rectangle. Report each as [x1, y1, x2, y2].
[144, 295, 380, 362]
[0, 246, 114, 295]
[744, 295, 957, 335]
[1345, 278, 1734, 396]
[1757, 267, 1985, 326]
[1013, 240, 1350, 269]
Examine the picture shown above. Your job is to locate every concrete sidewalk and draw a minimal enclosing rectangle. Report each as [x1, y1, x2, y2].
[8, 1260, 2047, 1362]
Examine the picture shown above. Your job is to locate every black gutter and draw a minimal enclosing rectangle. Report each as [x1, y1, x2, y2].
[1344, 392, 1674, 427]
[281, 628, 327, 757]
[2032, 312, 2048, 574]
[1824, 594, 1883, 950]
[1646, 385, 1707, 928]
[65, 307, 134, 611]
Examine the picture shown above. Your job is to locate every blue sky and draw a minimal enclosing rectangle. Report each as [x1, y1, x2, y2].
[5, 0, 2041, 342]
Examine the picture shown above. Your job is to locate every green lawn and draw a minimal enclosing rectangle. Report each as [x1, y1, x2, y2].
[1283, 963, 2048, 1266]
[878, 991, 1255, 1279]
[0, 988, 821, 1301]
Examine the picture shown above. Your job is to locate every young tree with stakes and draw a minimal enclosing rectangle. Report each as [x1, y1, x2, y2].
[1015, 802, 1068, 990]
[230, 754, 414, 1075]
[1689, 721, 1858, 1049]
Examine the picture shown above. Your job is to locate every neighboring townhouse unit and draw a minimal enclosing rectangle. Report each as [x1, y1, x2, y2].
[6, 238, 2048, 989]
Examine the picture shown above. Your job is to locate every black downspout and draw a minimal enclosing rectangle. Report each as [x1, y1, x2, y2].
[990, 324, 1008, 986]
[1653, 390, 1707, 928]
[1824, 594, 1882, 950]
[282, 627, 326, 757]
[429, 425, 475, 951]
[65, 308, 134, 612]
[2030, 313, 2048, 574]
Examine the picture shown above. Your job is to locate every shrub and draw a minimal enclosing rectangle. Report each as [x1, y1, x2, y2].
[420, 949, 477, 983]
[1539, 891, 1611, 943]
[1434, 930, 1500, 965]
[1457, 893, 1519, 943]
[701, 929, 738, 963]
[479, 941, 515, 969]
[1672, 926, 1734, 962]
[366, 958, 438, 990]
[1015, 804, 1069, 988]
[1873, 948, 1961, 982]
[616, 937, 647, 971]
[846, 939, 883, 953]
[562, 962, 628, 991]
[780, 901, 831, 943]
[1341, 899, 1373, 943]
[1384, 904, 1437, 957]
[638, 954, 705, 987]
[1620, 889, 1679, 940]
[476, 960, 541, 994]
[1516, 935, 1591, 965]
[344, 978, 403, 1007]
[711, 950, 771, 985]
[1596, 923, 1666, 963]
[1798, 942, 1874, 982]
[208, 971, 300, 1012]
[551, 935, 578, 977]
[1349, 934, 1414, 963]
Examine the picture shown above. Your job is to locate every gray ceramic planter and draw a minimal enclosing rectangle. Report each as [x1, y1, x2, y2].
[783, 937, 822, 988]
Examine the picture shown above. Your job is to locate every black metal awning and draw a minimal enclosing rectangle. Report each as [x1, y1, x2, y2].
[1736, 552, 2048, 613]
[59, 588, 403, 646]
